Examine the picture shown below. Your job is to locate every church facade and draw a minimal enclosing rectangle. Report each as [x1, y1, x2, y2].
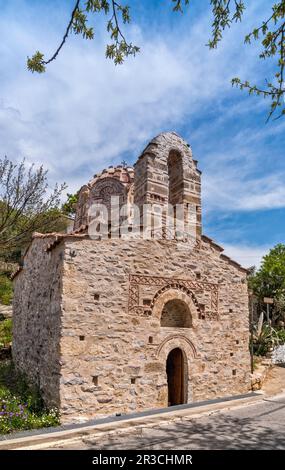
[12, 132, 251, 424]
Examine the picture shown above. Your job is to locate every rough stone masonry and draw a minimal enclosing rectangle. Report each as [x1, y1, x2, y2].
[12, 132, 251, 424]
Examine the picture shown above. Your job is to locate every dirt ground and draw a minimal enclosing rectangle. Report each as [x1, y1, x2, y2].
[262, 365, 285, 395]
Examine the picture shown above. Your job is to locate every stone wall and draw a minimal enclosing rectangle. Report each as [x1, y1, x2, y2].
[12, 237, 64, 408]
[59, 235, 250, 423]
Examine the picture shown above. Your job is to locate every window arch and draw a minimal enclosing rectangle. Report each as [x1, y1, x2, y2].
[161, 299, 192, 328]
[168, 150, 183, 206]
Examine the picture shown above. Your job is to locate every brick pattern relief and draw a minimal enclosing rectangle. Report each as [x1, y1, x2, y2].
[128, 274, 219, 320]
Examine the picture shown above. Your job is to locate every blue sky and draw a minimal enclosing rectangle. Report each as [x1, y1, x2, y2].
[0, 0, 284, 267]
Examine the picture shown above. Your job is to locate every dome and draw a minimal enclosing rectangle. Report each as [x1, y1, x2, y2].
[88, 165, 134, 188]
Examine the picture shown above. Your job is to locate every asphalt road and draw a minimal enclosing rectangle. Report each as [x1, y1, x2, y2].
[51, 393, 285, 450]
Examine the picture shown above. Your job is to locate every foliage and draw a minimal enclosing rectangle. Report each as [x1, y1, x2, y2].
[27, 0, 139, 72]
[0, 319, 12, 347]
[0, 361, 59, 434]
[249, 244, 285, 324]
[252, 356, 259, 371]
[0, 157, 67, 262]
[252, 322, 285, 356]
[61, 192, 79, 217]
[0, 274, 13, 306]
[232, 1, 285, 120]
[26, 0, 285, 120]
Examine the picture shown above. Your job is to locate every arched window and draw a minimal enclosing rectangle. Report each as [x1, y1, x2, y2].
[161, 299, 192, 328]
[168, 150, 183, 206]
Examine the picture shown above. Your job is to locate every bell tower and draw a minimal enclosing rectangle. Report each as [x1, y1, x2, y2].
[134, 132, 201, 240]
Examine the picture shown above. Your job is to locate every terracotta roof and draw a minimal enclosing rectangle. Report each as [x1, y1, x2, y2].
[88, 165, 134, 188]
[202, 234, 249, 273]
[201, 235, 224, 252]
[11, 228, 90, 280]
[12, 228, 248, 281]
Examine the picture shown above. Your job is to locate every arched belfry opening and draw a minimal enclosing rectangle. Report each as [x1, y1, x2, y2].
[168, 150, 184, 206]
[133, 132, 202, 239]
[161, 299, 192, 328]
[166, 348, 187, 406]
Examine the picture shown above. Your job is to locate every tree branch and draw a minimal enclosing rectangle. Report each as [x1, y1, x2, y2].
[27, 0, 81, 72]
[112, 1, 127, 43]
[44, 0, 81, 66]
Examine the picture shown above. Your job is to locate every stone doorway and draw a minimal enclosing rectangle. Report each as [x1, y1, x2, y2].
[166, 348, 186, 406]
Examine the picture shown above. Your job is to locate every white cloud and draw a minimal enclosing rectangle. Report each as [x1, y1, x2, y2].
[222, 243, 270, 269]
[198, 101, 285, 213]
[0, 0, 273, 197]
[203, 170, 285, 212]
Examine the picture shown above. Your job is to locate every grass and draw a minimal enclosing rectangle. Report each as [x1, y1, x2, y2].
[0, 319, 12, 348]
[0, 360, 59, 434]
[0, 274, 13, 306]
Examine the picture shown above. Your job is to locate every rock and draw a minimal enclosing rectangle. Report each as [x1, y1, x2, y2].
[0, 305, 12, 319]
[272, 345, 285, 364]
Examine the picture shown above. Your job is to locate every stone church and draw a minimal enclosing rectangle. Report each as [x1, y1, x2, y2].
[12, 132, 251, 424]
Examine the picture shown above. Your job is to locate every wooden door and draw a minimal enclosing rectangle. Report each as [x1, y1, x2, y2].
[166, 348, 184, 406]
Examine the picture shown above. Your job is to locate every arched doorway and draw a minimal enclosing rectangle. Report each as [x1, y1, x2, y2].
[166, 348, 186, 406]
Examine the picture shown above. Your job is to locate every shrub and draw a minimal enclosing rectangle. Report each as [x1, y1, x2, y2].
[252, 323, 285, 356]
[276, 328, 285, 344]
[0, 361, 59, 434]
[0, 319, 12, 348]
[0, 274, 13, 305]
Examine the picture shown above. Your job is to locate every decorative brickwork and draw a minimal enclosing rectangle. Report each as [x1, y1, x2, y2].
[128, 274, 219, 320]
